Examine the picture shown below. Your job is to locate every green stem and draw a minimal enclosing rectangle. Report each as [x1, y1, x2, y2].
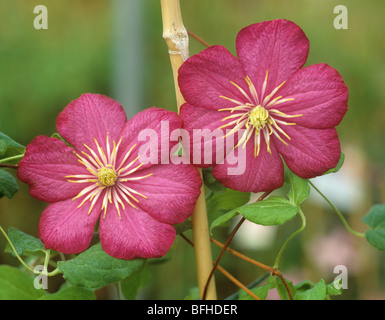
[0, 225, 60, 277]
[0, 154, 24, 164]
[46, 268, 60, 277]
[274, 209, 306, 269]
[0, 225, 35, 273]
[43, 249, 51, 273]
[309, 180, 365, 238]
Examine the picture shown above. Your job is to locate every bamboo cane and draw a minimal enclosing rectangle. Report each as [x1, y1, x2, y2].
[160, 0, 217, 300]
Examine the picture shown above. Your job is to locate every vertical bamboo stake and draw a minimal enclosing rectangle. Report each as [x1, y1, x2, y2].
[160, 0, 188, 110]
[160, 0, 217, 300]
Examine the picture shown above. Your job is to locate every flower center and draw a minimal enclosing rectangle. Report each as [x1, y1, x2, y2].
[217, 71, 303, 157]
[66, 135, 153, 220]
[97, 166, 117, 187]
[248, 105, 270, 130]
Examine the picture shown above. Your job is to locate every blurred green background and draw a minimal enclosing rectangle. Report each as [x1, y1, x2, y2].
[0, 0, 384, 300]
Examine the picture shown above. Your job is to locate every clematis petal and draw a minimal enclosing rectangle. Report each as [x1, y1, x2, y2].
[38, 197, 101, 254]
[17, 136, 91, 202]
[178, 45, 248, 110]
[116, 107, 182, 169]
[275, 125, 341, 179]
[272, 63, 349, 129]
[236, 19, 309, 99]
[179, 103, 237, 167]
[56, 93, 127, 153]
[212, 138, 284, 193]
[99, 205, 176, 260]
[121, 162, 202, 225]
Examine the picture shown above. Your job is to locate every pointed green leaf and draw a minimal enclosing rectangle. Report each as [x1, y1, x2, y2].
[362, 204, 385, 251]
[50, 133, 74, 148]
[174, 219, 192, 234]
[238, 196, 299, 226]
[0, 265, 46, 300]
[0, 132, 25, 163]
[57, 243, 146, 289]
[295, 279, 327, 300]
[202, 168, 226, 194]
[268, 275, 296, 300]
[238, 283, 273, 300]
[207, 188, 250, 231]
[210, 208, 240, 234]
[6, 227, 45, 256]
[0, 170, 19, 199]
[326, 279, 343, 296]
[285, 169, 310, 206]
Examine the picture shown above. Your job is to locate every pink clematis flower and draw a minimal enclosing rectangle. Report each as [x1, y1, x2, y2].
[17, 94, 202, 260]
[178, 19, 348, 192]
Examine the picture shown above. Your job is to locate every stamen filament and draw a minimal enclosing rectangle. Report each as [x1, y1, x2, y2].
[245, 76, 259, 104]
[218, 105, 252, 113]
[262, 80, 286, 106]
[219, 96, 245, 107]
[269, 109, 303, 118]
[121, 173, 154, 181]
[222, 119, 248, 138]
[117, 183, 141, 203]
[73, 184, 100, 201]
[93, 138, 108, 166]
[118, 158, 142, 176]
[261, 70, 269, 100]
[230, 81, 253, 104]
[116, 144, 137, 171]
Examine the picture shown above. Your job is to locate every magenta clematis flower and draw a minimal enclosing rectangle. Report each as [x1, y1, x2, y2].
[178, 19, 348, 192]
[17, 94, 202, 260]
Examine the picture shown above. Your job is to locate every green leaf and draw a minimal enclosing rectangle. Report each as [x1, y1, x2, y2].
[0, 132, 25, 163]
[120, 265, 151, 300]
[50, 132, 74, 148]
[6, 227, 45, 256]
[326, 279, 343, 296]
[207, 188, 250, 230]
[210, 208, 240, 234]
[202, 168, 226, 194]
[268, 275, 296, 300]
[295, 279, 327, 300]
[174, 219, 192, 234]
[285, 169, 310, 206]
[57, 243, 146, 289]
[238, 283, 273, 300]
[0, 265, 46, 300]
[39, 284, 96, 300]
[237, 196, 299, 226]
[362, 204, 385, 251]
[0, 169, 19, 199]
[323, 152, 345, 175]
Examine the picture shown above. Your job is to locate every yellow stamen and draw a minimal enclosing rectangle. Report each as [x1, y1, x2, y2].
[248, 105, 269, 130]
[97, 167, 117, 187]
